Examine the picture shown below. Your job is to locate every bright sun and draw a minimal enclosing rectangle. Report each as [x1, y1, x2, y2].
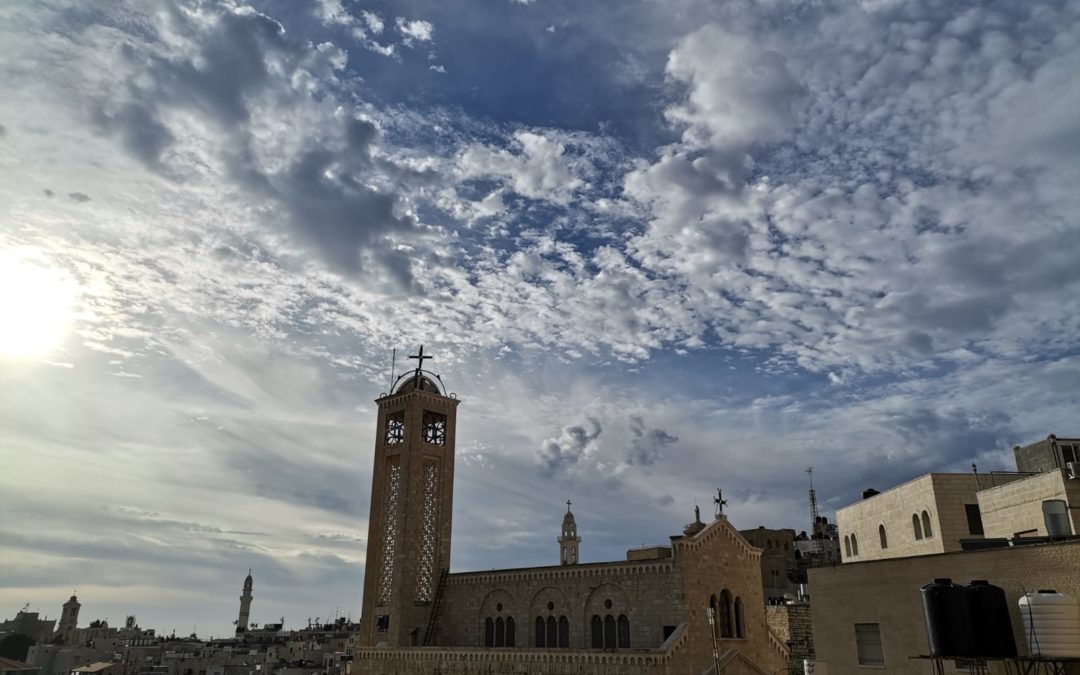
[0, 248, 78, 360]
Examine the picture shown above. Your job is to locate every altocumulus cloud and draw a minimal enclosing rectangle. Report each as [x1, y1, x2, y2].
[0, 0, 1078, 639]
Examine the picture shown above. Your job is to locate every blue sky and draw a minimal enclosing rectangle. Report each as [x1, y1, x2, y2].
[1, 0, 1078, 637]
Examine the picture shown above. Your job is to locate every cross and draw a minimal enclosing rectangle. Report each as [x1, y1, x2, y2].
[566, 499, 572, 513]
[714, 489, 728, 518]
[408, 345, 432, 384]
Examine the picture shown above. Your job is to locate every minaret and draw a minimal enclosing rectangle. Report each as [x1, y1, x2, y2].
[57, 595, 80, 644]
[558, 500, 581, 565]
[360, 347, 460, 647]
[236, 570, 253, 634]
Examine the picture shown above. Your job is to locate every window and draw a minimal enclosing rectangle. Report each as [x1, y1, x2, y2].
[854, 623, 885, 667]
[495, 617, 505, 647]
[603, 615, 616, 648]
[1062, 444, 1077, 464]
[534, 617, 544, 648]
[851, 533, 859, 556]
[385, 412, 404, 445]
[546, 616, 557, 647]
[484, 618, 494, 647]
[734, 598, 745, 638]
[591, 615, 603, 648]
[422, 411, 446, 445]
[912, 514, 923, 540]
[844, 535, 852, 557]
[965, 504, 984, 535]
[617, 615, 630, 648]
[878, 524, 888, 549]
[506, 617, 515, 647]
[921, 511, 933, 538]
[719, 590, 734, 638]
[557, 616, 569, 648]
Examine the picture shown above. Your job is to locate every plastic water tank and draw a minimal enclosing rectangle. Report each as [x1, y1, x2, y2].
[966, 580, 1017, 658]
[922, 578, 975, 657]
[1019, 590, 1080, 658]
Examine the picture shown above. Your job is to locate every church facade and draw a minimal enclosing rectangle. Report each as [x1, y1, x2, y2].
[356, 362, 787, 674]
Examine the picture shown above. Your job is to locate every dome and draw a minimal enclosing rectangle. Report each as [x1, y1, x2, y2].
[393, 371, 445, 395]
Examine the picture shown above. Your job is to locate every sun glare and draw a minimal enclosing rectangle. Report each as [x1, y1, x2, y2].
[0, 248, 78, 360]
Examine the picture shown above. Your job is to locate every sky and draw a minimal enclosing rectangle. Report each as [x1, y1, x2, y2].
[0, 0, 1078, 639]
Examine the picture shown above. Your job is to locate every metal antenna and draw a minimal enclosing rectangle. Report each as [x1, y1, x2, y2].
[389, 348, 396, 391]
[807, 467, 824, 560]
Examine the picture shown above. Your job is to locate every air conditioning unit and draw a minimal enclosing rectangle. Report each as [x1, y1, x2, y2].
[1067, 462, 1080, 480]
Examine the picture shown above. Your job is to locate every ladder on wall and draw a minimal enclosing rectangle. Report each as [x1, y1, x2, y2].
[422, 568, 449, 646]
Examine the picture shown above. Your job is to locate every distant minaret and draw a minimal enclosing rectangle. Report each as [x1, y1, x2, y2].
[58, 595, 80, 644]
[236, 570, 253, 634]
[558, 500, 581, 565]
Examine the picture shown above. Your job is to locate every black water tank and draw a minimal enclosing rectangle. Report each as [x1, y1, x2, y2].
[921, 578, 975, 657]
[966, 580, 1017, 658]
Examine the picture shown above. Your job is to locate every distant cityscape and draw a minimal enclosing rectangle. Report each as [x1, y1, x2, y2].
[3, 430, 1078, 675]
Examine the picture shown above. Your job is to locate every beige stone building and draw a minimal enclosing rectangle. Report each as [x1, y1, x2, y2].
[808, 539, 1080, 674]
[977, 468, 1080, 538]
[738, 527, 798, 603]
[355, 362, 789, 674]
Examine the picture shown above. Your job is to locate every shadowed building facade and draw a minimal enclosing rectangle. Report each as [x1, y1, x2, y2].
[356, 357, 787, 674]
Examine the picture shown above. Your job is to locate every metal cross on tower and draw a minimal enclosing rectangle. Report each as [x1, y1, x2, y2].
[566, 499, 572, 512]
[408, 345, 432, 385]
[714, 488, 727, 518]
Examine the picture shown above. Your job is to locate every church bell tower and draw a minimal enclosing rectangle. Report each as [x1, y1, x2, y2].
[558, 500, 581, 565]
[236, 570, 253, 634]
[360, 347, 460, 647]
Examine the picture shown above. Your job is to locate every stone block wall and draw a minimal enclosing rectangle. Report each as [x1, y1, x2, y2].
[978, 469, 1079, 537]
[765, 604, 813, 673]
[808, 539, 1080, 675]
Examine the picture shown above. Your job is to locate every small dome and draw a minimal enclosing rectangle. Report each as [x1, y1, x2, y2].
[393, 372, 444, 395]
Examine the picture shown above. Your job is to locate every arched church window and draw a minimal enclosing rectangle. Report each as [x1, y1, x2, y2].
[506, 617, 515, 647]
[558, 616, 569, 648]
[851, 533, 859, 556]
[921, 511, 933, 537]
[484, 618, 494, 648]
[422, 411, 447, 445]
[546, 616, 557, 648]
[385, 412, 404, 445]
[879, 524, 888, 549]
[591, 615, 603, 648]
[734, 598, 745, 638]
[604, 615, 616, 648]
[534, 617, 544, 648]
[617, 615, 630, 648]
[495, 617, 505, 647]
[913, 514, 923, 540]
[719, 590, 734, 638]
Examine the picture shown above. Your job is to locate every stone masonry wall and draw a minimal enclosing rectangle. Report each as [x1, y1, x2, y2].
[765, 604, 813, 673]
[808, 539, 1080, 675]
[436, 559, 684, 650]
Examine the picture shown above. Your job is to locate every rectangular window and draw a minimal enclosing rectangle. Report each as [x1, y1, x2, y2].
[854, 623, 884, 667]
[1062, 444, 1077, 464]
[965, 504, 984, 535]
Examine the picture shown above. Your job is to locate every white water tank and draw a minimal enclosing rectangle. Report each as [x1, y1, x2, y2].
[1019, 591, 1080, 657]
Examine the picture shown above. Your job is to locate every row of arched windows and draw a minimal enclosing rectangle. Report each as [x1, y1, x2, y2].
[844, 533, 859, 557]
[534, 615, 569, 648]
[483, 617, 516, 647]
[708, 590, 745, 639]
[913, 511, 933, 539]
[844, 510, 934, 559]
[590, 614, 630, 649]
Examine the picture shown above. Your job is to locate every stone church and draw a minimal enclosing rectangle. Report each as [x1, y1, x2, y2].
[355, 360, 788, 674]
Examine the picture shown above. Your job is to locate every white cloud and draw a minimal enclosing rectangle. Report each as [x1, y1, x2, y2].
[396, 18, 434, 44]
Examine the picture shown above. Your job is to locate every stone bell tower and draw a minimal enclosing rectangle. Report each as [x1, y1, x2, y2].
[558, 500, 581, 565]
[360, 347, 460, 647]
